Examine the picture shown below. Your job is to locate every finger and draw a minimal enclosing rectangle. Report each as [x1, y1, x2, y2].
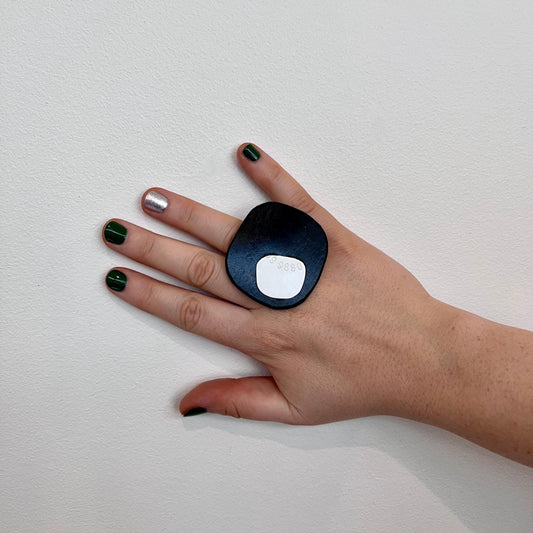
[104, 268, 256, 352]
[102, 220, 259, 309]
[237, 143, 338, 233]
[142, 188, 241, 253]
[180, 377, 301, 424]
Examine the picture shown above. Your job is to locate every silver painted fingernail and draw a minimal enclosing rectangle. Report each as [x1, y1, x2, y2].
[144, 191, 168, 213]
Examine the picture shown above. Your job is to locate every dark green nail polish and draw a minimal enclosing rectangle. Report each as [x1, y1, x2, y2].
[106, 269, 127, 292]
[104, 221, 127, 244]
[184, 407, 207, 417]
[243, 144, 260, 162]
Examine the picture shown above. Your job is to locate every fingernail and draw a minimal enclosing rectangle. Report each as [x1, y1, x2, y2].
[104, 221, 127, 244]
[106, 269, 127, 292]
[243, 144, 260, 162]
[144, 190, 169, 213]
[183, 407, 207, 417]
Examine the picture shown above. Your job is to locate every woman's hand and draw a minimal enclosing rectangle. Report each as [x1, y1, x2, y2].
[103, 143, 533, 466]
[102, 143, 444, 425]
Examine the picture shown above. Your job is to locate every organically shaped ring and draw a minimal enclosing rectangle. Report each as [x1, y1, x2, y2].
[226, 202, 328, 309]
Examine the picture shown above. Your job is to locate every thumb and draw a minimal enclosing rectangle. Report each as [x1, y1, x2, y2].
[180, 376, 299, 424]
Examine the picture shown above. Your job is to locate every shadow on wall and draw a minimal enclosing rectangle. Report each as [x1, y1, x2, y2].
[179, 410, 533, 531]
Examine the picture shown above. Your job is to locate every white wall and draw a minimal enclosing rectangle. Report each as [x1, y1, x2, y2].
[1, 2, 532, 531]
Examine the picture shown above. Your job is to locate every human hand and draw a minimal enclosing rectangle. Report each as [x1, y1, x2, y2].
[102, 143, 446, 424]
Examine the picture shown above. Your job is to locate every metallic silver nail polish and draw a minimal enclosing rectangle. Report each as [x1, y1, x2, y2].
[144, 191, 168, 213]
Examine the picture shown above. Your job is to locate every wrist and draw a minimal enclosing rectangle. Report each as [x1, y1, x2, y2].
[396, 299, 533, 465]
[386, 298, 480, 424]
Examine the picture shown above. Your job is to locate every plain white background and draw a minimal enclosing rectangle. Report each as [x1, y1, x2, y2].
[1, 1, 532, 531]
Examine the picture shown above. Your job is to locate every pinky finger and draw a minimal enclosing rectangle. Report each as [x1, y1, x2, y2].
[105, 268, 255, 352]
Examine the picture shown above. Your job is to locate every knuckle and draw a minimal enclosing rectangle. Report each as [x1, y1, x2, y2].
[269, 164, 284, 185]
[223, 400, 242, 419]
[138, 234, 156, 259]
[290, 189, 317, 215]
[178, 295, 203, 332]
[221, 222, 239, 251]
[136, 280, 159, 308]
[180, 200, 195, 226]
[252, 324, 294, 357]
[186, 252, 217, 289]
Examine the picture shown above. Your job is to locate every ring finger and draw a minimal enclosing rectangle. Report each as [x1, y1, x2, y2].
[142, 188, 241, 253]
[102, 219, 259, 309]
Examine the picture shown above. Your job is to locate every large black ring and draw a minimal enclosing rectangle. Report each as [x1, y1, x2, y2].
[225, 202, 328, 309]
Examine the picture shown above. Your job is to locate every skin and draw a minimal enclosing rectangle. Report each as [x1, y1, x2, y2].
[103, 143, 533, 467]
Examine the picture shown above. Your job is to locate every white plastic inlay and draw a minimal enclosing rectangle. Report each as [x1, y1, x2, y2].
[256, 255, 306, 299]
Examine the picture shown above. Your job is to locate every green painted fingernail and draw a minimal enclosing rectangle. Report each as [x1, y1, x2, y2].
[243, 144, 260, 162]
[183, 407, 207, 417]
[104, 221, 127, 244]
[106, 269, 127, 291]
